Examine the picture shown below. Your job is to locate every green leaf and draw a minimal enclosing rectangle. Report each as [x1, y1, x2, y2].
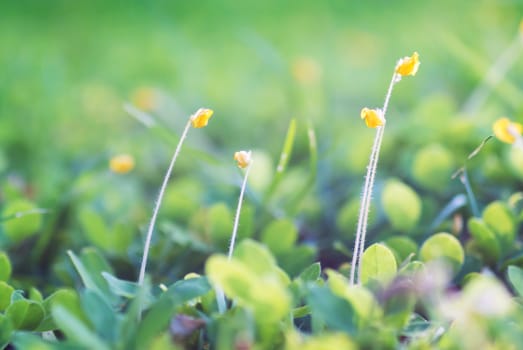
[79, 208, 112, 251]
[12, 332, 73, 350]
[0, 252, 12, 281]
[325, 270, 382, 326]
[101, 272, 139, 299]
[278, 245, 317, 278]
[1, 199, 43, 243]
[420, 232, 464, 274]
[52, 305, 110, 350]
[28, 287, 43, 303]
[381, 179, 422, 232]
[411, 143, 455, 191]
[507, 265, 523, 297]
[206, 254, 291, 323]
[306, 285, 357, 335]
[467, 218, 501, 264]
[0, 281, 14, 311]
[260, 219, 298, 255]
[360, 243, 398, 285]
[6, 299, 45, 330]
[207, 203, 233, 248]
[296, 262, 321, 283]
[0, 313, 13, 349]
[67, 248, 115, 305]
[233, 239, 279, 277]
[134, 277, 211, 350]
[384, 236, 418, 264]
[81, 289, 119, 342]
[38, 289, 87, 332]
[483, 201, 516, 251]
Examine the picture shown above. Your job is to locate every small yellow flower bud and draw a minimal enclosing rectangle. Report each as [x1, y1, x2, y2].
[109, 154, 135, 174]
[395, 52, 420, 77]
[361, 108, 385, 128]
[493, 117, 523, 144]
[234, 150, 252, 169]
[190, 108, 214, 128]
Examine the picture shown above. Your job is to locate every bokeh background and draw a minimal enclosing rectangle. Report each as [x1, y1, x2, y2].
[1, 0, 523, 288]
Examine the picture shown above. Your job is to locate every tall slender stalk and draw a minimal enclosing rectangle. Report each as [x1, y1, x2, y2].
[228, 162, 253, 259]
[138, 119, 193, 286]
[138, 108, 213, 286]
[350, 73, 397, 285]
[350, 52, 420, 285]
[217, 151, 253, 313]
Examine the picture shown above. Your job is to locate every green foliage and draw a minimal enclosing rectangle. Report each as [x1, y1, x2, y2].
[1, 199, 42, 243]
[507, 265, 523, 297]
[411, 143, 455, 191]
[482, 201, 516, 251]
[381, 179, 422, 233]
[420, 232, 464, 274]
[2, 2, 523, 348]
[360, 243, 398, 285]
[0, 252, 11, 282]
[467, 217, 501, 264]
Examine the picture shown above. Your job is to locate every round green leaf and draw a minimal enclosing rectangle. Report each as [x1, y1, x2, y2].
[381, 179, 421, 233]
[411, 144, 454, 191]
[384, 236, 418, 264]
[467, 218, 500, 264]
[260, 219, 297, 255]
[420, 233, 464, 274]
[2, 199, 42, 243]
[6, 299, 45, 330]
[360, 243, 398, 285]
[0, 252, 12, 282]
[0, 281, 14, 312]
[482, 201, 515, 250]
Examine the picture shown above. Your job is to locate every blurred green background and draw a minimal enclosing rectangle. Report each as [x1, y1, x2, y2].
[1, 0, 523, 287]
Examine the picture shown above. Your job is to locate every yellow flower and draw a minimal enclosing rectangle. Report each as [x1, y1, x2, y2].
[395, 52, 420, 76]
[520, 19, 523, 36]
[493, 117, 523, 144]
[190, 108, 214, 128]
[109, 154, 135, 174]
[234, 150, 252, 169]
[361, 108, 385, 128]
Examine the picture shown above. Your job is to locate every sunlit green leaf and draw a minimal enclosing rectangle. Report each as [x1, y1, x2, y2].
[420, 232, 464, 274]
[360, 243, 398, 285]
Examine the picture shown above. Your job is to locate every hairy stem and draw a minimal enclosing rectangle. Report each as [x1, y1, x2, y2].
[350, 73, 397, 285]
[138, 119, 193, 286]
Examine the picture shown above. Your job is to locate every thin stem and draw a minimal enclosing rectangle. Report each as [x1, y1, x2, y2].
[350, 73, 397, 285]
[228, 162, 253, 260]
[216, 161, 253, 313]
[138, 119, 193, 286]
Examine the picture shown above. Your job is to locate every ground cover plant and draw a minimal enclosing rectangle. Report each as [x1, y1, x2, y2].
[2, 1, 523, 349]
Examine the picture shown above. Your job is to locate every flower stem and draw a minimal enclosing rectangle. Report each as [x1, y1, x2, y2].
[138, 119, 193, 286]
[216, 161, 253, 314]
[228, 162, 253, 259]
[350, 73, 398, 285]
